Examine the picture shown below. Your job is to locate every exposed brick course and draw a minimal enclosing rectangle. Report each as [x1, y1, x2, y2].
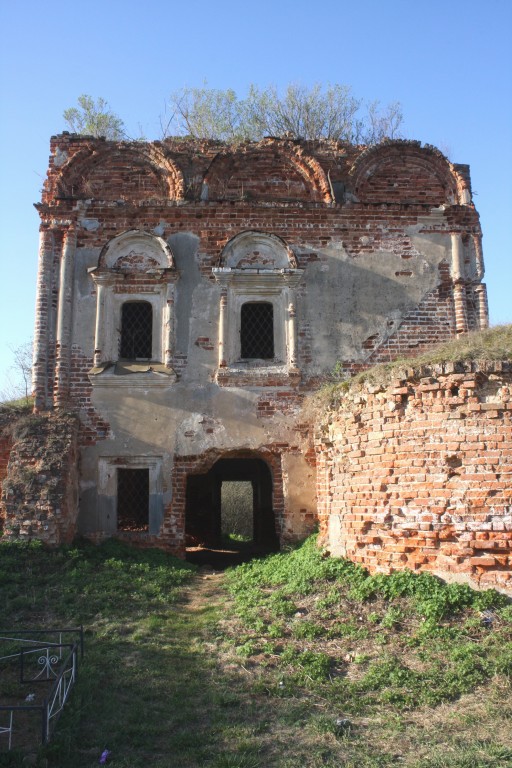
[0, 410, 16, 529]
[316, 362, 512, 593]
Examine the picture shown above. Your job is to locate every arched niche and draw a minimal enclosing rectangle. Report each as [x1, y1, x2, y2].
[220, 230, 297, 269]
[89, 231, 178, 370]
[204, 142, 332, 203]
[98, 230, 176, 272]
[349, 141, 463, 206]
[214, 232, 302, 380]
[54, 144, 184, 202]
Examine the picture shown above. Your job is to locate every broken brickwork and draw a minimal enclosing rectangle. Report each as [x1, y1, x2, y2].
[316, 362, 512, 593]
[5, 132, 498, 577]
[1, 411, 79, 544]
[0, 407, 19, 529]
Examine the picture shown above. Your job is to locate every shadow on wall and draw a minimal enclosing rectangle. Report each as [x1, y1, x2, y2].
[299, 238, 450, 372]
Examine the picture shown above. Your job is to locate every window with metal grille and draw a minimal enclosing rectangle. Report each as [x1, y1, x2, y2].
[120, 301, 152, 359]
[117, 468, 149, 531]
[240, 302, 274, 359]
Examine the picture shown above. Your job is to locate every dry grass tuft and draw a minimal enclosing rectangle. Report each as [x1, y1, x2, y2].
[311, 324, 512, 412]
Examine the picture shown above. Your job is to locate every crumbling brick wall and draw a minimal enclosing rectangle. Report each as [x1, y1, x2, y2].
[34, 135, 486, 418]
[316, 362, 512, 593]
[24, 134, 491, 553]
[1, 411, 79, 544]
[0, 407, 19, 529]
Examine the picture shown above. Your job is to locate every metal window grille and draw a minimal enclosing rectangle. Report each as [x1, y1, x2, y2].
[120, 302, 152, 359]
[117, 468, 149, 531]
[241, 302, 274, 359]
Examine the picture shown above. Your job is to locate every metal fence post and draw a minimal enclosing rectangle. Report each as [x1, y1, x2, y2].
[41, 701, 48, 745]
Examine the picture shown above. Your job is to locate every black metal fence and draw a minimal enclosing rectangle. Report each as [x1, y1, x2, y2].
[0, 627, 84, 750]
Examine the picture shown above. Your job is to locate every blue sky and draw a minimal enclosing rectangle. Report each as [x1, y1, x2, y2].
[0, 0, 511, 395]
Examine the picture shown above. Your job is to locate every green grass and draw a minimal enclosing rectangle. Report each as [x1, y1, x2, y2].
[0, 397, 33, 412]
[0, 539, 198, 766]
[0, 535, 511, 767]
[223, 536, 512, 763]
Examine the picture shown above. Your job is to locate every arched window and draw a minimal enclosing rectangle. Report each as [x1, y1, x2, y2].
[241, 302, 274, 359]
[213, 231, 303, 383]
[120, 301, 153, 359]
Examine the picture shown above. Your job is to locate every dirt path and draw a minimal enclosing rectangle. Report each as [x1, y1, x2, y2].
[181, 568, 227, 613]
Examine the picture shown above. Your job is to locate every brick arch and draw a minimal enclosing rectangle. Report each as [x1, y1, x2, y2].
[97, 229, 176, 270]
[53, 143, 185, 201]
[349, 140, 463, 206]
[204, 142, 332, 203]
[220, 230, 297, 269]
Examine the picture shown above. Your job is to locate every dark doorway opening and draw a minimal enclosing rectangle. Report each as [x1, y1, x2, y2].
[117, 468, 149, 531]
[185, 457, 279, 568]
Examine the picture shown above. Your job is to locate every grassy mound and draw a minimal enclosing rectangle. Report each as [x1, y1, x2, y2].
[221, 536, 512, 765]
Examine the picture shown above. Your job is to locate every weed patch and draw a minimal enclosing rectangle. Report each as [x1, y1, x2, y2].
[1, 535, 511, 767]
[222, 535, 512, 764]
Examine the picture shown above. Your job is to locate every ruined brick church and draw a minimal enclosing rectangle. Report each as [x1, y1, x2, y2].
[21, 134, 496, 567]
[2, 131, 507, 590]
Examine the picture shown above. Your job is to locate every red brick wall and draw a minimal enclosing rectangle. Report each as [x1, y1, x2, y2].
[69, 347, 111, 446]
[354, 157, 451, 205]
[350, 141, 463, 204]
[0, 432, 13, 529]
[0, 435, 12, 479]
[316, 362, 512, 593]
[206, 147, 329, 203]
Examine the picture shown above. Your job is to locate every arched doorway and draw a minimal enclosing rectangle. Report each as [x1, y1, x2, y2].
[185, 457, 279, 566]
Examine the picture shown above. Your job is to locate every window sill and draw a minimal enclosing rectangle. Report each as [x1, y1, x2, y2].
[89, 361, 177, 387]
[216, 362, 300, 387]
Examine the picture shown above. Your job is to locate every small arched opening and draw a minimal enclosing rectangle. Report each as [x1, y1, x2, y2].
[185, 456, 279, 567]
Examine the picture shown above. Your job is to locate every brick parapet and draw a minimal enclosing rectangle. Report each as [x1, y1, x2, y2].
[315, 362, 512, 593]
[43, 135, 476, 207]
